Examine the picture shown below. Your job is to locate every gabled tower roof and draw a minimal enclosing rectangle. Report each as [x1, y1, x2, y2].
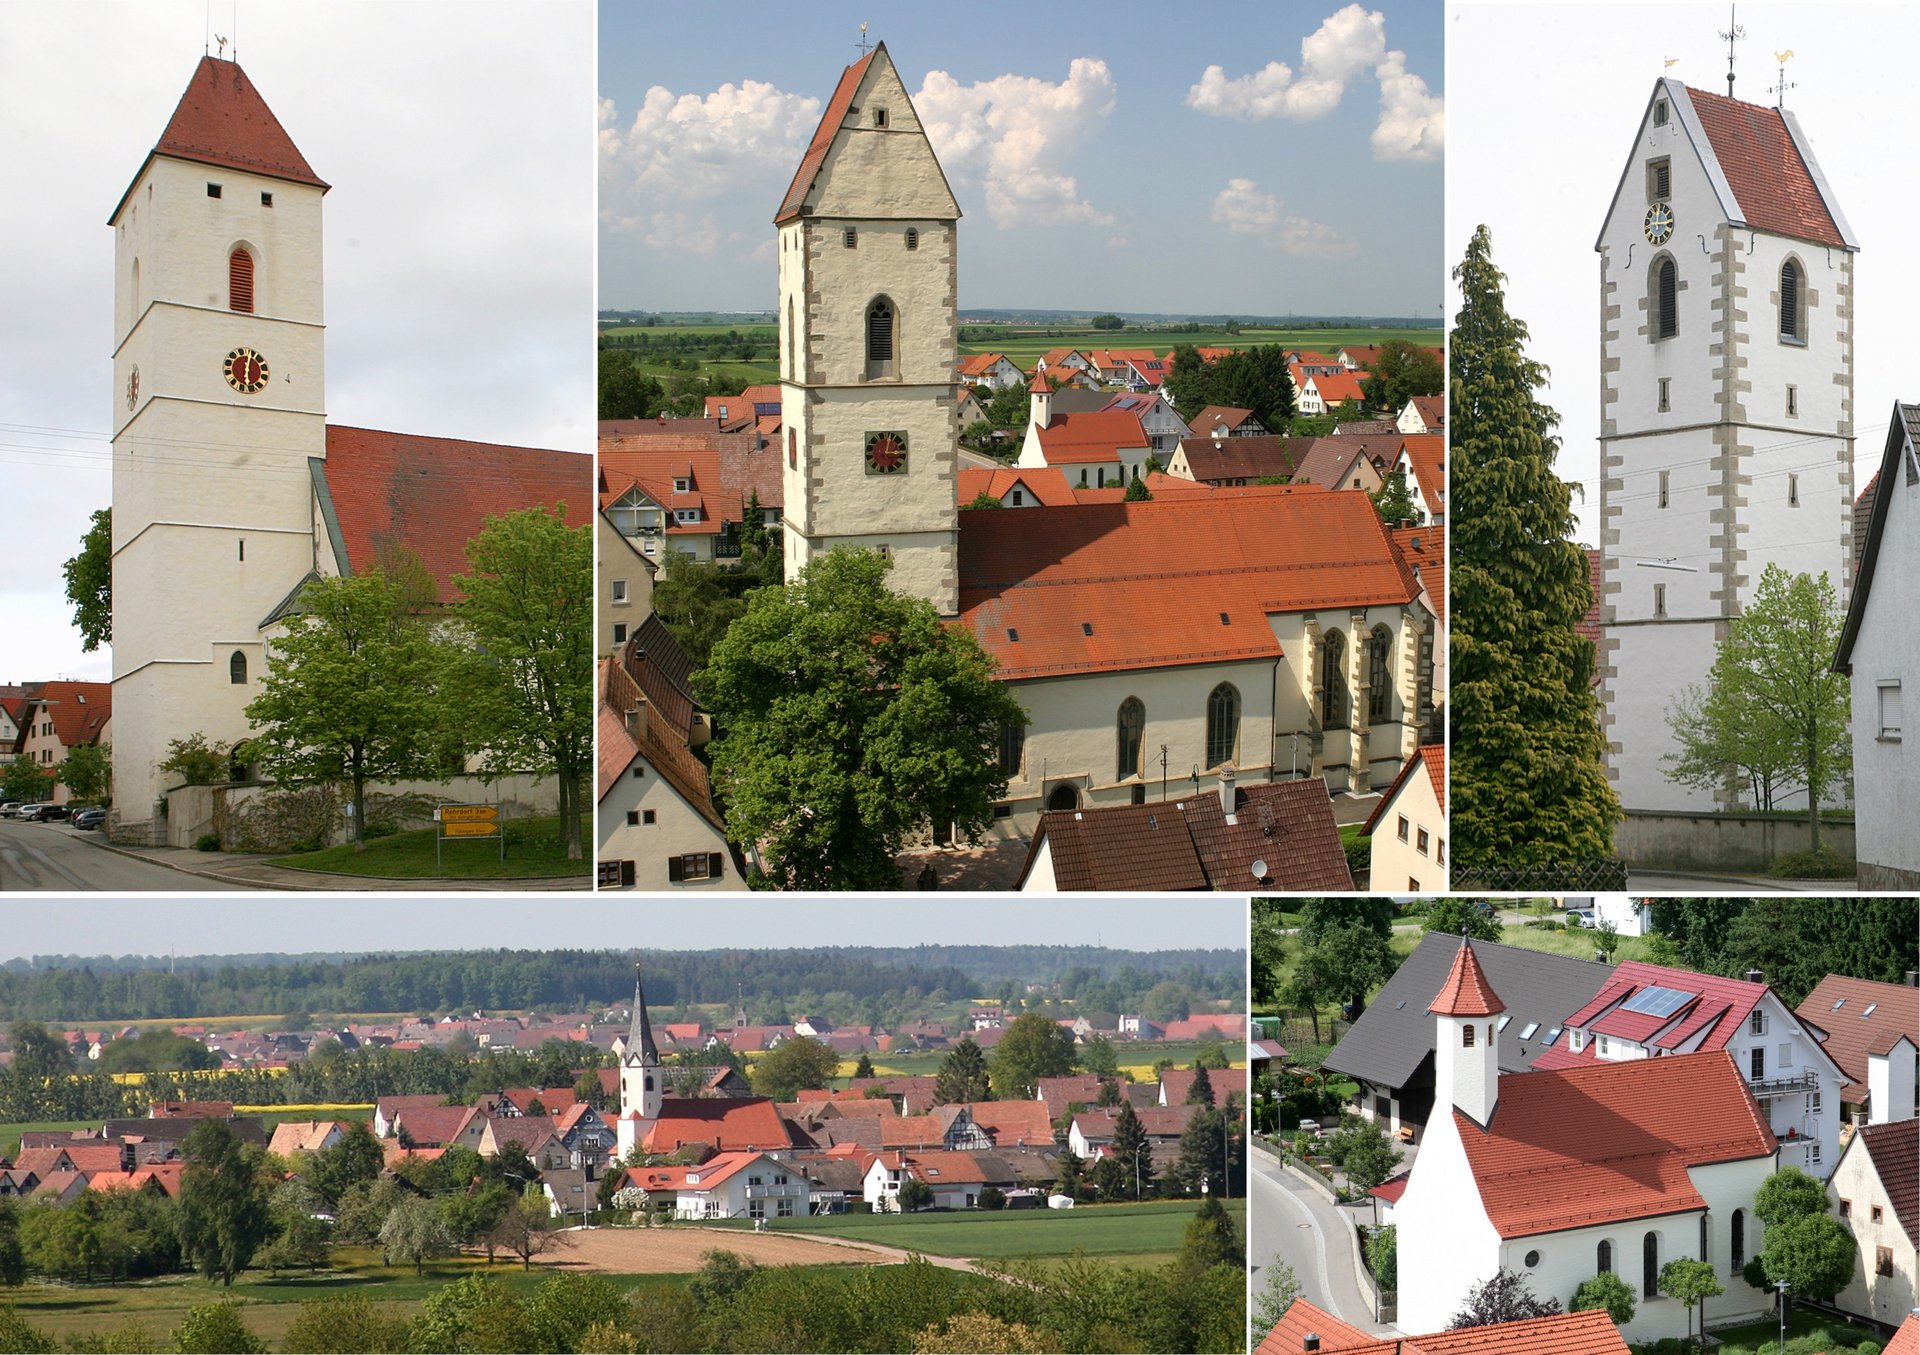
[627, 964, 660, 1064]
[114, 56, 328, 221]
[1428, 937, 1505, 1017]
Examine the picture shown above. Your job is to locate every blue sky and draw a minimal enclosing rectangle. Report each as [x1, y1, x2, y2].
[598, 2, 1443, 318]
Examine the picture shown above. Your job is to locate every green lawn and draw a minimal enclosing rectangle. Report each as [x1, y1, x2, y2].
[1492, 922, 1659, 964]
[1632, 1310, 1886, 1355]
[724, 1198, 1245, 1263]
[267, 816, 590, 881]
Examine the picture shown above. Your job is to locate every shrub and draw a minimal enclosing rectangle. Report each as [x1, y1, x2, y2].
[171, 1301, 265, 1355]
[977, 1186, 1006, 1211]
[1770, 844, 1854, 879]
[0, 1305, 54, 1354]
[194, 833, 221, 852]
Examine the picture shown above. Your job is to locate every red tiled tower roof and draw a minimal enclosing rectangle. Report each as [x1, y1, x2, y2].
[1686, 85, 1846, 248]
[775, 50, 875, 224]
[115, 57, 327, 221]
[1428, 938, 1503, 1017]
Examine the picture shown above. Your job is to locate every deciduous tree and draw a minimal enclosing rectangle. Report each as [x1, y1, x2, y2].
[62, 508, 112, 652]
[1360, 339, 1445, 412]
[177, 1119, 271, 1287]
[1449, 225, 1619, 870]
[1658, 1256, 1723, 1350]
[1423, 898, 1502, 942]
[748, 1036, 841, 1101]
[1447, 1267, 1561, 1329]
[988, 1013, 1076, 1100]
[1568, 1271, 1635, 1326]
[703, 548, 1027, 889]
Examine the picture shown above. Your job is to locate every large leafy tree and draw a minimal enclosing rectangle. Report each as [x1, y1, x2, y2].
[62, 508, 112, 652]
[1360, 339, 1445, 412]
[988, 1013, 1077, 1100]
[245, 571, 451, 849]
[703, 548, 1027, 889]
[748, 1036, 842, 1101]
[934, 1036, 992, 1104]
[1569, 1271, 1636, 1326]
[1447, 1267, 1562, 1329]
[1449, 225, 1620, 869]
[451, 506, 594, 861]
[0, 761, 54, 807]
[1664, 564, 1849, 850]
[177, 1119, 271, 1287]
[651, 557, 748, 673]
[55, 744, 109, 803]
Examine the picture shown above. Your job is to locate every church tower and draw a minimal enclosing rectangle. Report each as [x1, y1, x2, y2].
[1428, 936, 1502, 1127]
[615, 963, 663, 1159]
[774, 42, 962, 614]
[109, 56, 330, 837]
[1596, 77, 1857, 810]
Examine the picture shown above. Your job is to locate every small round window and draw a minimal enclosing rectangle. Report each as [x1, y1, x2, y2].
[1524, 1249, 1541, 1269]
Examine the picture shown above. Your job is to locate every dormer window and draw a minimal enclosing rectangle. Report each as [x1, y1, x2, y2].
[673, 477, 691, 493]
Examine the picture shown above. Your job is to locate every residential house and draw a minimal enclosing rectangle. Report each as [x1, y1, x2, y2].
[703, 385, 783, 433]
[1160, 1066, 1247, 1109]
[0, 694, 23, 766]
[863, 1149, 1031, 1211]
[14, 681, 112, 803]
[1089, 349, 1165, 386]
[1292, 438, 1394, 494]
[1533, 961, 1852, 1177]
[597, 426, 782, 570]
[1830, 1118, 1918, 1328]
[1294, 368, 1367, 416]
[1165, 434, 1313, 486]
[1017, 776, 1354, 893]
[1122, 354, 1170, 390]
[954, 385, 985, 430]
[596, 623, 732, 891]
[1190, 406, 1268, 439]
[956, 353, 1024, 389]
[265, 1120, 348, 1157]
[387, 1105, 487, 1152]
[1397, 395, 1446, 435]
[1795, 974, 1919, 1126]
[1834, 403, 1920, 886]
[1387, 435, 1445, 524]
[1365, 745, 1447, 893]
[1098, 391, 1190, 454]
[1031, 348, 1095, 378]
[597, 510, 657, 654]
[1257, 1298, 1631, 1355]
[539, 1168, 593, 1222]
[374, 1095, 448, 1140]
[1067, 1105, 1194, 1177]
[554, 1104, 617, 1174]
[1396, 940, 1781, 1344]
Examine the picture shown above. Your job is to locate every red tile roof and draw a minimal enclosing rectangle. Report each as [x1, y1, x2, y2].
[1428, 937, 1504, 1017]
[20, 682, 112, 750]
[1686, 85, 1846, 248]
[632, 1097, 794, 1154]
[597, 430, 784, 524]
[1856, 1117, 1919, 1247]
[1457, 1049, 1774, 1237]
[958, 492, 1417, 680]
[1253, 1298, 1372, 1355]
[776, 51, 876, 223]
[1176, 435, 1314, 484]
[1391, 524, 1444, 623]
[956, 466, 1081, 508]
[1796, 975, 1920, 1105]
[961, 1101, 1056, 1147]
[1310, 370, 1368, 405]
[1264, 1305, 1631, 1355]
[320, 427, 589, 601]
[114, 57, 327, 222]
[1533, 962, 1788, 1071]
[1365, 744, 1446, 836]
[598, 654, 724, 833]
[1033, 410, 1148, 465]
[1885, 1313, 1919, 1355]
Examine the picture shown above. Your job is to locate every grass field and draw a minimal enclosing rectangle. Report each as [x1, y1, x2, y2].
[267, 816, 590, 881]
[3, 1247, 700, 1347]
[831, 1040, 1239, 1083]
[1492, 923, 1660, 965]
[712, 1198, 1245, 1267]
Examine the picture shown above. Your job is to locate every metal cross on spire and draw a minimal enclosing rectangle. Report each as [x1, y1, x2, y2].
[1720, 4, 1746, 98]
[856, 22, 872, 56]
[1771, 49, 1796, 108]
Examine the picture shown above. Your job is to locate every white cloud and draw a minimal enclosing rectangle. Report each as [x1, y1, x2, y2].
[1373, 49, 1444, 162]
[643, 211, 721, 257]
[599, 79, 819, 230]
[1185, 4, 1442, 162]
[914, 58, 1116, 227]
[1212, 178, 1358, 259]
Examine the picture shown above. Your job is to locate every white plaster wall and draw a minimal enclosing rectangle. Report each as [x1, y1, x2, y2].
[597, 749, 732, 891]
[1831, 1133, 1919, 1326]
[1849, 458, 1920, 882]
[1395, 1107, 1504, 1333]
[596, 515, 653, 656]
[1019, 837, 1058, 891]
[1371, 774, 1445, 892]
[1605, 618, 1721, 810]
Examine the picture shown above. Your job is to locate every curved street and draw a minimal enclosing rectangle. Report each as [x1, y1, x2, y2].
[1250, 1146, 1398, 1340]
[0, 819, 245, 891]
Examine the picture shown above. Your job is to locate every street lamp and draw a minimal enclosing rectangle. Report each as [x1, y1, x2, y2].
[1134, 1142, 1149, 1200]
[1775, 1278, 1788, 1355]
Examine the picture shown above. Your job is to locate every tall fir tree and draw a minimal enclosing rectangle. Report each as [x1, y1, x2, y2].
[1449, 225, 1620, 870]
[933, 1036, 992, 1104]
[1111, 1100, 1154, 1197]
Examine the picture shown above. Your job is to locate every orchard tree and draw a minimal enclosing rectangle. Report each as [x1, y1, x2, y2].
[703, 548, 1027, 889]
[1449, 225, 1619, 870]
[379, 1195, 454, 1276]
[177, 1119, 271, 1287]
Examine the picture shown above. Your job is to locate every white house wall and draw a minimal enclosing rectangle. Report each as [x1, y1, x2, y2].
[1848, 447, 1920, 885]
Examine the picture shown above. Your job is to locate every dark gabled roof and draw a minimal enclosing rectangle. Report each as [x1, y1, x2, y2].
[1321, 933, 1615, 1090]
[1835, 402, 1919, 671]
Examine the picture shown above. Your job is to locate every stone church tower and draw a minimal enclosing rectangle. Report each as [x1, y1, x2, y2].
[774, 42, 962, 614]
[615, 963, 663, 1160]
[109, 56, 329, 834]
[1597, 77, 1856, 810]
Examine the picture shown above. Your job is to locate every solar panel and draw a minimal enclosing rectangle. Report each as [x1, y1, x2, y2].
[1620, 985, 1693, 1018]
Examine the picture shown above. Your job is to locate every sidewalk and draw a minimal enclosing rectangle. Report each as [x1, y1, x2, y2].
[77, 832, 591, 892]
[1251, 1141, 1398, 1337]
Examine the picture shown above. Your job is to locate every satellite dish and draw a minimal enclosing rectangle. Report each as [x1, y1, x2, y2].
[1250, 859, 1269, 881]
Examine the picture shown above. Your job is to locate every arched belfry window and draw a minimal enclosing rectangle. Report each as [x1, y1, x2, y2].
[1116, 698, 1145, 780]
[1653, 255, 1677, 340]
[229, 247, 255, 313]
[1598, 1239, 1613, 1274]
[229, 651, 247, 684]
[866, 297, 896, 379]
[1321, 630, 1349, 728]
[1779, 259, 1804, 343]
[1205, 683, 1240, 768]
[1368, 625, 1394, 722]
[1047, 783, 1079, 812]
[1731, 1209, 1746, 1267]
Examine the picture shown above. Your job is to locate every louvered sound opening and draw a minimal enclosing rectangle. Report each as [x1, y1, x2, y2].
[229, 248, 255, 313]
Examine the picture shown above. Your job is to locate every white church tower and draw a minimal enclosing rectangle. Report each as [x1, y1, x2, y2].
[773, 41, 963, 615]
[615, 963, 664, 1161]
[1596, 75, 1857, 810]
[1428, 935, 1502, 1128]
[109, 56, 330, 838]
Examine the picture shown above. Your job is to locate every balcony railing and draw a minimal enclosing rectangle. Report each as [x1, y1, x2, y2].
[1748, 1069, 1817, 1098]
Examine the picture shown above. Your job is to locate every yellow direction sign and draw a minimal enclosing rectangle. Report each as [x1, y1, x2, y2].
[441, 820, 500, 838]
[440, 804, 499, 823]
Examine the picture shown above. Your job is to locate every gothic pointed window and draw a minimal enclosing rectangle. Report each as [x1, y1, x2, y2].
[229, 651, 247, 684]
[1598, 1239, 1612, 1274]
[1780, 260, 1804, 344]
[1643, 1232, 1659, 1298]
[1731, 1209, 1745, 1267]
[1117, 698, 1145, 780]
[1205, 683, 1239, 768]
[1321, 630, 1349, 728]
[229, 247, 255, 313]
[866, 297, 895, 378]
[1368, 626, 1394, 722]
[1654, 256, 1677, 339]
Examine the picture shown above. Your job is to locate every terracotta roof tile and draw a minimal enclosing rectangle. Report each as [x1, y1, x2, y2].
[1686, 85, 1846, 247]
[1457, 1049, 1775, 1237]
[1885, 1313, 1919, 1355]
[1797, 976, 1920, 1105]
[1365, 744, 1446, 836]
[1429, 937, 1504, 1017]
[633, 1098, 796, 1155]
[1391, 525, 1445, 623]
[1034, 410, 1148, 465]
[320, 427, 589, 601]
[1534, 962, 1790, 1071]
[19, 682, 112, 750]
[1253, 1298, 1373, 1355]
[1857, 1117, 1919, 1246]
[776, 51, 875, 223]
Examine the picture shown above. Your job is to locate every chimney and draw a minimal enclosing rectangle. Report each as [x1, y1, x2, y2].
[1218, 763, 1236, 821]
[1907, 970, 1917, 988]
[624, 696, 649, 742]
[1745, 969, 1763, 984]
[1304, 1336, 1321, 1352]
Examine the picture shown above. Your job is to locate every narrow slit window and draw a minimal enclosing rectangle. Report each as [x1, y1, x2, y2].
[1789, 473, 1800, 507]
[1659, 470, 1670, 508]
[1658, 377, 1670, 413]
[1786, 385, 1798, 418]
[1654, 583, 1667, 617]
[905, 227, 919, 251]
[844, 228, 857, 249]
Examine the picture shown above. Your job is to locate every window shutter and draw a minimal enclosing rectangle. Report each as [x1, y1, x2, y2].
[668, 856, 685, 883]
[708, 852, 724, 878]
[229, 249, 255, 313]
[619, 860, 635, 887]
[1780, 263, 1799, 339]
[1658, 260, 1677, 338]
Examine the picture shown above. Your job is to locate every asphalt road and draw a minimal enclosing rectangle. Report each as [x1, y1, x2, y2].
[0, 819, 244, 891]
[1250, 1148, 1396, 1338]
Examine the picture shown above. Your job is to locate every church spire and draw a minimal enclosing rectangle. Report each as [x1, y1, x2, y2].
[1428, 936, 1505, 1017]
[628, 962, 659, 1063]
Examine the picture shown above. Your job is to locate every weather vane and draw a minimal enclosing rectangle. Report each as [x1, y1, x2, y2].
[1719, 4, 1745, 97]
[856, 23, 871, 56]
[1771, 49, 1796, 108]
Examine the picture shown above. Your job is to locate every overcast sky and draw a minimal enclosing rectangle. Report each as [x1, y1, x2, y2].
[599, 1, 1443, 319]
[0, 896, 1248, 963]
[1448, 1, 1917, 543]
[0, 1, 594, 686]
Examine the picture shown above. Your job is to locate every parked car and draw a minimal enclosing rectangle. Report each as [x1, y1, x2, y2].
[35, 803, 71, 822]
[72, 807, 108, 831]
[1566, 910, 1597, 929]
[0, 802, 22, 819]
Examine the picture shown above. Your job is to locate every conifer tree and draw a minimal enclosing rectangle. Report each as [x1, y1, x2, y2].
[933, 1036, 992, 1104]
[1449, 225, 1620, 870]
[1111, 1100, 1154, 1198]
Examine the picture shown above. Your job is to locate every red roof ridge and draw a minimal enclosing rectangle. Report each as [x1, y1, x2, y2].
[776, 49, 877, 224]
[1429, 938, 1504, 1017]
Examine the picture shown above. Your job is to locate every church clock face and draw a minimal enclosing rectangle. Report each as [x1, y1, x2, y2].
[126, 366, 139, 411]
[1643, 202, 1675, 246]
[865, 430, 908, 475]
[222, 346, 269, 394]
